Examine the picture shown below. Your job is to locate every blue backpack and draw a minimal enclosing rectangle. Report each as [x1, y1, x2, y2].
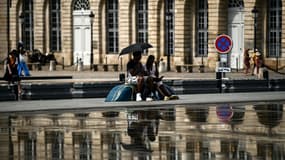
[105, 84, 136, 102]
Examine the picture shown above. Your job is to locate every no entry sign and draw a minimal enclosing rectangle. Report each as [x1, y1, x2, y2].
[215, 34, 233, 54]
[216, 104, 233, 122]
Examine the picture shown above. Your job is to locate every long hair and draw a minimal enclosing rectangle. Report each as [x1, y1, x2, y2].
[146, 55, 155, 71]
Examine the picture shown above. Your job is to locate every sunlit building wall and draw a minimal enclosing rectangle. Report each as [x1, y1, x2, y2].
[0, 0, 284, 70]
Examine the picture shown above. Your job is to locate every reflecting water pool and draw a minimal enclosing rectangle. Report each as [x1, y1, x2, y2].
[0, 102, 285, 160]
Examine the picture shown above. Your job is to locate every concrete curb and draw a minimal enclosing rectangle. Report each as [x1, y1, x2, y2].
[0, 79, 285, 101]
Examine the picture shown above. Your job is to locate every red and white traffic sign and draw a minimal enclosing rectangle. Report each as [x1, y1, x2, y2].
[214, 34, 233, 54]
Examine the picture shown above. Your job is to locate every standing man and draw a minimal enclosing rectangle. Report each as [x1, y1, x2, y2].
[127, 51, 145, 101]
[17, 41, 31, 76]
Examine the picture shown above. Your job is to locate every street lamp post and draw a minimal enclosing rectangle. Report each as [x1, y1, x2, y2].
[7, 0, 11, 53]
[89, 11, 95, 70]
[166, 12, 172, 71]
[19, 12, 24, 42]
[252, 6, 258, 52]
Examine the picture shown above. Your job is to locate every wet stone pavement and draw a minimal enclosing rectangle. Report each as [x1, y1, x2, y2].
[0, 101, 284, 159]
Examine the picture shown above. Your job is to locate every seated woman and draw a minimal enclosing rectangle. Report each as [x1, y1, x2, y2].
[144, 55, 178, 101]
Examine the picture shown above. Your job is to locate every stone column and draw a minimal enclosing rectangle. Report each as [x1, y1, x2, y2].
[118, 0, 132, 70]
[33, 0, 44, 51]
[0, 0, 8, 58]
[207, 0, 227, 69]
[61, 0, 74, 65]
[148, 0, 159, 57]
[173, 0, 192, 68]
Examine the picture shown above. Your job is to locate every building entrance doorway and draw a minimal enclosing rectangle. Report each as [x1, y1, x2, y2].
[73, 10, 92, 66]
[228, 1, 244, 69]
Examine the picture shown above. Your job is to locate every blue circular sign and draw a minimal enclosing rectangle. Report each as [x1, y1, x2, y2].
[215, 34, 233, 54]
[216, 104, 233, 122]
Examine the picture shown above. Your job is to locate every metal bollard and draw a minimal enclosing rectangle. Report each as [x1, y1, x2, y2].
[119, 73, 125, 82]
[216, 72, 222, 79]
[77, 59, 83, 71]
[62, 57, 64, 70]
[159, 60, 166, 73]
[49, 60, 56, 71]
[263, 70, 269, 80]
[199, 65, 205, 73]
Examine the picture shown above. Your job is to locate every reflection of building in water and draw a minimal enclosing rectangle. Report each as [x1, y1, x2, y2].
[257, 142, 285, 159]
[73, 132, 92, 160]
[101, 132, 121, 159]
[18, 132, 37, 159]
[45, 131, 64, 159]
[0, 104, 284, 159]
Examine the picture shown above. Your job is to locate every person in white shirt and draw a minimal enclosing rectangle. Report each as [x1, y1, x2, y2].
[127, 51, 145, 101]
[17, 41, 30, 76]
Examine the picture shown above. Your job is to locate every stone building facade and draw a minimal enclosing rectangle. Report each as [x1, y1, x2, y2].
[0, 0, 284, 71]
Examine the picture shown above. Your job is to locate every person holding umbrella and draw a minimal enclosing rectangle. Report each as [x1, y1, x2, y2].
[119, 42, 153, 101]
[127, 51, 145, 101]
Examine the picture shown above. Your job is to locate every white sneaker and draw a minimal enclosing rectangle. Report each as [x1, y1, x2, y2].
[146, 97, 153, 101]
[136, 93, 142, 101]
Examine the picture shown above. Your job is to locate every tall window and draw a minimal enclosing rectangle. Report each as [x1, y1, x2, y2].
[50, 0, 61, 52]
[106, 0, 118, 54]
[136, 0, 148, 43]
[165, 0, 174, 55]
[22, 0, 34, 51]
[268, 0, 282, 57]
[196, 0, 208, 57]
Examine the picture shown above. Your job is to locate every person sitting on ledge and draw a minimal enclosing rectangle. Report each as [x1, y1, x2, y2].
[144, 55, 179, 101]
[126, 51, 145, 101]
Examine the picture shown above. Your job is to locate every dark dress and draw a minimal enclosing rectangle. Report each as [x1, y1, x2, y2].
[3, 55, 19, 83]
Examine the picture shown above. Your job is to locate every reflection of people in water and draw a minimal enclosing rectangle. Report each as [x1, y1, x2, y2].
[122, 109, 161, 153]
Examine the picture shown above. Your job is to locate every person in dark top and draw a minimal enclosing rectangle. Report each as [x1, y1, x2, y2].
[127, 51, 145, 101]
[3, 50, 21, 95]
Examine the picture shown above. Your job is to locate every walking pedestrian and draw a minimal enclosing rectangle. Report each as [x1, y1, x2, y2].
[17, 41, 31, 76]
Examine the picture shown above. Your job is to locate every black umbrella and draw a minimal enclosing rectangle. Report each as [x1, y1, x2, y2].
[119, 43, 153, 56]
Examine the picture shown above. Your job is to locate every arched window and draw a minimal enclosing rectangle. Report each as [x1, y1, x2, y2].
[196, 0, 208, 57]
[22, 0, 34, 51]
[228, 0, 244, 8]
[50, 0, 61, 52]
[73, 0, 90, 10]
[165, 0, 174, 55]
[267, 0, 282, 57]
[106, 0, 118, 54]
[136, 0, 148, 44]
